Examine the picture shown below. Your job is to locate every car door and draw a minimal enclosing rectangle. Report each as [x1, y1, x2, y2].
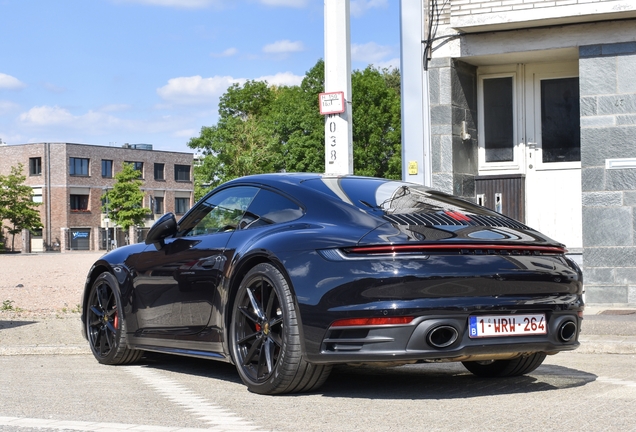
[130, 186, 259, 339]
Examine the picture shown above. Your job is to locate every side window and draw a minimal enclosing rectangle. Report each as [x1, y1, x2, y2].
[177, 186, 258, 237]
[239, 189, 303, 230]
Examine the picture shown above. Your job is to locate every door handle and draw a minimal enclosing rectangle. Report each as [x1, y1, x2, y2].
[527, 142, 537, 169]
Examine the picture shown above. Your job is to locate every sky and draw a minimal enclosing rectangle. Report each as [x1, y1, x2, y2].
[0, 0, 401, 154]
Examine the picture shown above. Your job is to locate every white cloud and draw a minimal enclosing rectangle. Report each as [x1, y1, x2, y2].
[350, 0, 388, 17]
[100, 104, 133, 112]
[255, 72, 304, 87]
[374, 57, 400, 71]
[262, 40, 305, 54]
[16, 104, 194, 137]
[351, 42, 393, 63]
[19, 106, 76, 126]
[112, 0, 222, 8]
[0, 100, 20, 115]
[174, 128, 199, 138]
[211, 47, 238, 58]
[0, 73, 26, 90]
[258, 0, 308, 7]
[156, 75, 240, 105]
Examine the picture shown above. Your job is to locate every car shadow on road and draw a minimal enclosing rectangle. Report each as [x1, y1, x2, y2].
[0, 320, 37, 330]
[136, 353, 597, 399]
[316, 363, 597, 399]
[139, 352, 245, 385]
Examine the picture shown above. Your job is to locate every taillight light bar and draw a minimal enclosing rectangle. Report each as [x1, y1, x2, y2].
[330, 317, 414, 327]
[346, 244, 566, 255]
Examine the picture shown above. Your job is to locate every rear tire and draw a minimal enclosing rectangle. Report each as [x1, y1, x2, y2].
[230, 263, 331, 394]
[462, 353, 546, 377]
[86, 272, 142, 365]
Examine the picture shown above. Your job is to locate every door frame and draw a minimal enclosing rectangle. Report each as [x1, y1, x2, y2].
[476, 61, 582, 249]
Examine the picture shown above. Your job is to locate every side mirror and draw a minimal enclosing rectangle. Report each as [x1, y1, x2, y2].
[145, 212, 177, 250]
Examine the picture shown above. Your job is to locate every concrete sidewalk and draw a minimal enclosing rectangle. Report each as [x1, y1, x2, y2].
[0, 307, 635, 356]
[577, 306, 636, 354]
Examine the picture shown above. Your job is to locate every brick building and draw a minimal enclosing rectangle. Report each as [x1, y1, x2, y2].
[400, 0, 636, 304]
[0, 142, 193, 252]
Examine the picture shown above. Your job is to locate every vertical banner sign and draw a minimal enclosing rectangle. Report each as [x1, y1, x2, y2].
[324, 0, 353, 175]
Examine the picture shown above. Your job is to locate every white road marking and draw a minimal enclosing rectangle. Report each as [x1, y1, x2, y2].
[0, 415, 212, 431]
[124, 366, 264, 431]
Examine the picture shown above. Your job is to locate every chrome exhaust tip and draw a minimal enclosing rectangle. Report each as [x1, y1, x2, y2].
[427, 325, 459, 348]
[559, 321, 577, 342]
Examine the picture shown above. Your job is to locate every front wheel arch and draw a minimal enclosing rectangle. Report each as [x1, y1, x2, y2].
[85, 271, 142, 365]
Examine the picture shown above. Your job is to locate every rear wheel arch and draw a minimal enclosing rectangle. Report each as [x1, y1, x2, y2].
[226, 254, 303, 338]
[228, 262, 331, 394]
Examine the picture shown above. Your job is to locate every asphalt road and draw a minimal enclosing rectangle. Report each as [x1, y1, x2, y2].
[1, 309, 635, 432]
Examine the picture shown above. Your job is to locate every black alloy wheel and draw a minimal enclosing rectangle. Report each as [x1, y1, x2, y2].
[462, 352, 547, 377]
[230, 263, 331, 395]
[86, 272, 141, 365]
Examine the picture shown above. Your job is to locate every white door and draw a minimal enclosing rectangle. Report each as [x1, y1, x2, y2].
[524, 62, 581, 249]
[478, 62, 582, 249]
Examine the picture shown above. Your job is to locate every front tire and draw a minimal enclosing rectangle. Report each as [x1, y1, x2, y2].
[86, 272, 142, 365]
[462, 353, 546, 377]
[230, 263, 331, 394]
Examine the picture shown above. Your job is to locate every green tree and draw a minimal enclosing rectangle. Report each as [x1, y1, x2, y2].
[189, 59, 402, 194]
[189, 81, 278, 199]
[351, 66, 402, 179]
[0, 164, 43, 251]
[102, 163, 150, 230]
[268, 60, 325, 174]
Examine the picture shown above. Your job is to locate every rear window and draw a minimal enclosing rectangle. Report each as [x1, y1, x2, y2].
[301, 177, 498, 217]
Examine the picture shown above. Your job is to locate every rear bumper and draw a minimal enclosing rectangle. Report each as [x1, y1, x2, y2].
[305, 310, 582, 364]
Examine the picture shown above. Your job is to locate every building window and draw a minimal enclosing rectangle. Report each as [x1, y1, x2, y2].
[70, 158, 89, 176]
[541, 77, 580, 163]
[125, 161, 144, 178]
[154, 196, 164, 214]
[175, 164, 191, 182]
[70, 194, 89, 212]
[102, 160, 113, 178]
[32, 187, 43, 203]
[29, 157, 42, 176]
[154, 163, 165, 180]
[483, 77, 514, 163]
[175, 197, 189, 215]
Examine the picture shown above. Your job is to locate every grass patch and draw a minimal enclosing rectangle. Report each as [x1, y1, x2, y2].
[1, 300, 24, 312]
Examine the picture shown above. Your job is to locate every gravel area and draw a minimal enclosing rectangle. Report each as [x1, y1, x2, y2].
[0, 252, 103, 317]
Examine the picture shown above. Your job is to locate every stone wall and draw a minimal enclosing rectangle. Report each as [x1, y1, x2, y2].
[428, 58, 478, 199]
[579, 42, 636, 305]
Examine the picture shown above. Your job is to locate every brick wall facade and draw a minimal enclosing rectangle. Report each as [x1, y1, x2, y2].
[0, 143, 193, 252]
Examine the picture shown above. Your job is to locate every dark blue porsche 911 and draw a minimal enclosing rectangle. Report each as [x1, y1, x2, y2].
[81, 173, 584, 394]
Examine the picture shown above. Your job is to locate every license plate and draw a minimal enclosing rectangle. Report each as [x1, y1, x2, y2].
[468, 314, 546, 338]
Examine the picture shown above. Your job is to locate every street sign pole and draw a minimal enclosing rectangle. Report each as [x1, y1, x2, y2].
[323, 0, 353, 175]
